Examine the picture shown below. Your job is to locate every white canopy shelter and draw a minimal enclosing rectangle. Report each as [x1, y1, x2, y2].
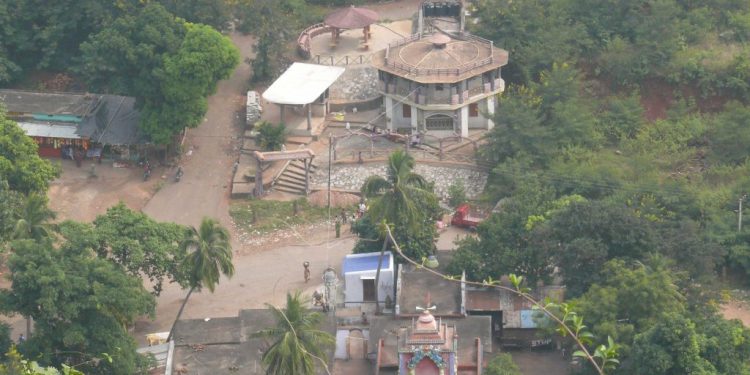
[262, 63, 345, 131]
[263, 63, 345, 105]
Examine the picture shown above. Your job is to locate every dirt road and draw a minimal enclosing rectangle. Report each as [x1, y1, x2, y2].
[141, 32, 253, 228]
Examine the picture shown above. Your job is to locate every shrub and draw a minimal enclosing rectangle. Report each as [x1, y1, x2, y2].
[255, 121, 287, 151]
[448, 181, 467, 208]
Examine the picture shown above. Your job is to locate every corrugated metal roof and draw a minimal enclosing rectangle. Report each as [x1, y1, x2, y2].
[18, 122, 81, 139]
[262, 63, 345, 105]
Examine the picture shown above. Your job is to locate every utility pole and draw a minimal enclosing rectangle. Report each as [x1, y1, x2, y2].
[739, 194, 747, 233]
[327, 134, 333, 210]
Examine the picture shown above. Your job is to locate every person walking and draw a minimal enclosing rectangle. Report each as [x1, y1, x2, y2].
[303, 261, 311, 283]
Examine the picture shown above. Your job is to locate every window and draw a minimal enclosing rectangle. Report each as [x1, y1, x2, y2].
[469, 103, 479, 117]
[403, 104, 412, 118]
[435, 83, 444, 91]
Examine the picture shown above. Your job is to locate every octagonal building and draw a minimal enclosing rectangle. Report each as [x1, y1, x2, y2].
[371, 0, 508, 137]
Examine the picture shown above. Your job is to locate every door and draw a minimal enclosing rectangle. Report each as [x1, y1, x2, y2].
[362, 279, 376, 302]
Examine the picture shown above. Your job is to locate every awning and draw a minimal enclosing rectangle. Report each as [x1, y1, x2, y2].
[262, 63, 345, 105]
[18, 122, 81, 139]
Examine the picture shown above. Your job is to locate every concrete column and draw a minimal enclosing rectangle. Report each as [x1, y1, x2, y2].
[411, 107, 418, 130]
[460, 106, 469, 138]
[486, 96, 496, 130]
[307, 103, 312, 131]
[385, 96, 394, 131]
[279, 104, 285, 124]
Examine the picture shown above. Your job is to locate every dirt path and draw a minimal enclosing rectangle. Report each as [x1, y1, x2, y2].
[722, 300, 750, 327]
[141, 32, 253, 229]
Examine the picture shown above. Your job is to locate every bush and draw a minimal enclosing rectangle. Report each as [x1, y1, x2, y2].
[484, 353, 521, 375]
[255, 121, 287, 151]
[448, 181, 467, 208]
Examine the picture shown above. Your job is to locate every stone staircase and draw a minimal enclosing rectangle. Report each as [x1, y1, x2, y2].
[272, 159, 319, 195]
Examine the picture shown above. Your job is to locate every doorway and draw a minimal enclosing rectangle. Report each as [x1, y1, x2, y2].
[362, 279, 376, 302]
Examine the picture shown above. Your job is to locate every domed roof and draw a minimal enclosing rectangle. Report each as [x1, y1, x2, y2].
[372, 31, 509, 83]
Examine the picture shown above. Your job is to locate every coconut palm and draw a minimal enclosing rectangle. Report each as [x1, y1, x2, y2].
[167, 217, 234, 341]
[360, 150, 433, 232]
[253, 291, 334, 375]
[13, 193, 56, 241]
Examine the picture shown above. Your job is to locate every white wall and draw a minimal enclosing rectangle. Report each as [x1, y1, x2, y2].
[344, 268, 394, 307]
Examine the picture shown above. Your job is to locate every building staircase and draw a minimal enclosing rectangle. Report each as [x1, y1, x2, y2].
[272, 159, 319, 195]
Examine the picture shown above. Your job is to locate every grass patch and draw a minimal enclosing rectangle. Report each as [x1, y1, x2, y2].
[230, 198, 330, 235]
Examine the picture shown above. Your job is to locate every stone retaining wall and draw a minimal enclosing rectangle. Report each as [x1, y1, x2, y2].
[311, 163, 487, 201]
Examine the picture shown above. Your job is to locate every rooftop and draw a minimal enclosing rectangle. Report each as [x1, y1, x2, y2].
[0, 89, 96, 117]
[398, 265, 462, 316]
[170, 309, 336, 375]
[1, 90, 144, 145]
[372, 32, 508, 84]
[262, 63, 345, 105]
[343, 251, 392, 273]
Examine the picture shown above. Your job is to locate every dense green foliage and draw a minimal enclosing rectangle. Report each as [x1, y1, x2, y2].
[252, 291, 334, 375]
[0, 240, 154, 374]
[447, 1, 750, 372]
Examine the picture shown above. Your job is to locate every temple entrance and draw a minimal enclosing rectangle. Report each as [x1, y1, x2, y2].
[425, 114, 454, 131]
[362, 278, 376, 302]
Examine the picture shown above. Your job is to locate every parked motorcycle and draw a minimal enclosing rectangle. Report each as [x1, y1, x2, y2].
[175, 167, 184, 182]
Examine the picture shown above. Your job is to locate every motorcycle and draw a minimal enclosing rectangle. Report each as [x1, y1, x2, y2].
[175, 167, 184, 182]
[143, 166, 152, 181]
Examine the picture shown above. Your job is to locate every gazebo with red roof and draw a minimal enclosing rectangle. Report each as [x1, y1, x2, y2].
[324, 5, 379, 46]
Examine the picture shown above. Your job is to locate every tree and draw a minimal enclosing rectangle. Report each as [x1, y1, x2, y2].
[631, 313, 715, 375]
[77, 3, 187, 96]
[355, 151, 440, 261]
[362, 150, 435, 232]
[0, 239, 154, 375]
[167, 217, 234, 341]
[61, 203, 188, 295]
[484, 353, 522, 375]
[707, 102, 750, 165]
[0, 180, 24, 243]
[0, 110, 59, 194]
[545, 200, 656, 296]
[140, 23, 239, 144]
[252, 291, 334, 375]
[572, 258, 686, 361]
[13, 194, 56, 241]
[80, 6, 239, 144]
[159, 0, 231, 30]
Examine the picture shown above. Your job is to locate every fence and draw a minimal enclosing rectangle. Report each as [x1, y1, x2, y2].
[311, 54, 373, 66]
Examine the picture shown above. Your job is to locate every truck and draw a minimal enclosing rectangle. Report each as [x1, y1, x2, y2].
[450, 203, 488, 229]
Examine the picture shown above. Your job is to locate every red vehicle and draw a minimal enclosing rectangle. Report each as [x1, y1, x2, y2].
[451, 204, 488, 229]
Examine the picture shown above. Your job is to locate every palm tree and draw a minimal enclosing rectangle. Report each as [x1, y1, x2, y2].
[361, 150, 432, 232]
[167, 217, 234, 341]
[362, 150, 434, 313]
[13, 193, 56, 241]
[253, 291, 334, 375]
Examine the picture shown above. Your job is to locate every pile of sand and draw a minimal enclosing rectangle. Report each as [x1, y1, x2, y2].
[308, 190, 360, 208]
